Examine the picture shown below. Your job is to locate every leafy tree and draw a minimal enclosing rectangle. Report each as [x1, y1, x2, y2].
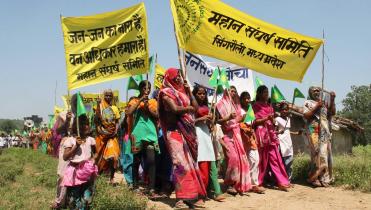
[339, 85, 371, 145]
[0, 120, 17, 134]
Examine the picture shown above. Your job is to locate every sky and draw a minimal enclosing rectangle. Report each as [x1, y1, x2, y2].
[0, 0, 370, 121]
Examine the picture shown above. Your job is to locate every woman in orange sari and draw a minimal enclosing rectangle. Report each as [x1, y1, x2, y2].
[95, 89, 121, 184]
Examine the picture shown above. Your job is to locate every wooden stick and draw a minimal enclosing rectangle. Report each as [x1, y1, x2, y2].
[172, 21, 186, 79]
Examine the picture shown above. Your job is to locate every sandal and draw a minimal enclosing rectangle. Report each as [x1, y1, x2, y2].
[251, 186, 266, 194]
[307, 179, 322, 187]
[213, 194, 226, 202]
[321, 182, 330, 188]
[278, 185, 289, 192]
[174, 200, 189, 210]
[148, 189, 163, 201]
[226, 187, 238, 196]
[193, 199, 205, 208]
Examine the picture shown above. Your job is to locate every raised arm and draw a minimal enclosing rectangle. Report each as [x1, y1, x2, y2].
[304, 101, 322, 120]
[63, 137, 83, 161]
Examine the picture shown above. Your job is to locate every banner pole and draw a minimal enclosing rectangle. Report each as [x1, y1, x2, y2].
[172, 21, 186, 79]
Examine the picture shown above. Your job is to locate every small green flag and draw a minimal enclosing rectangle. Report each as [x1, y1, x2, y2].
[216, 84, 224, 94]
[76, 92, 87, 117]
[243, 104, 256, 122]
[133, 75, 143, 83]
[48, 114, 55, 129]
[255, 77, 264, 88]
[209, 68, 219, 87]
[148, 55, 155, 74]
[127, 76, 139, 90]
[219, 68, 230, 89]
[274, 85, 286, 100]
[271, 86, 285, 103]
[293, 88, 305, 99]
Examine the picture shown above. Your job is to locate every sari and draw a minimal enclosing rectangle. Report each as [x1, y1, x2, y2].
[253, 101, 289, 186]
[40, 130, 48, 154]
[158, 68, 206, 200]
[128, 98, 159, 153]
[216, 91, 251, 193]
[95, 99, 121, 171]
[304, 99, 333, 184]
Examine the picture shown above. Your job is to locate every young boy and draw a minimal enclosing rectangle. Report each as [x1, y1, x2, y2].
[275, 102, 302, 181]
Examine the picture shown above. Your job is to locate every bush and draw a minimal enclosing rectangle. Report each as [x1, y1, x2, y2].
[292, 145, 371, 192]
[333, 146, 371, 192]
[291, 153, 311, 183]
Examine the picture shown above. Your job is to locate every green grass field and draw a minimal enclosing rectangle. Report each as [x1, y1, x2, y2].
[0, 145, 370, 209]
[0, 148, 147, 210]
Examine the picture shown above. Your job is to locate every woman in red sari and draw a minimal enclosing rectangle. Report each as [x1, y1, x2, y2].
[216, 86, 251, 195]
[252, 85, 290, 191]
[158, 68, 206, 209]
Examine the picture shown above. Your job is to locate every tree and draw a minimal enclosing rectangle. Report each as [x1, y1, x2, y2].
[339, 85, 371, 145]
[0, 120, 18, 134]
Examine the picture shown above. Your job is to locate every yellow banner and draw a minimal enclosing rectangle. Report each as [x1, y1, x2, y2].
[62, 90, 120, 106]
[54, 106, 65, 116]
[170, 0, 323, 82]
[154, 64, 166, 89]
[61, 3, 149, 90]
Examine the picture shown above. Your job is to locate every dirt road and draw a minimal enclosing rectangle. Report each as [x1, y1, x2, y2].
[114, 173, 371, 210]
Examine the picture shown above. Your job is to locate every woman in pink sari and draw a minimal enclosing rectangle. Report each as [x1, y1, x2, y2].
[158, 68, 206, 209]
[253, 85, 290, 191]
[216, 86, 251, 195]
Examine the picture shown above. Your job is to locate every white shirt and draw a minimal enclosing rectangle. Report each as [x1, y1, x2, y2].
[63, 136, 96, 163]
[275, 117, 293, 157]
[0, 137, 4, 147]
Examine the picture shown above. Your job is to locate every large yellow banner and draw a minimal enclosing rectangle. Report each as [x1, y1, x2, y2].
[170, 0, 323, 82]
[61, 3, 149, 90]
[154, 64, 166, 89]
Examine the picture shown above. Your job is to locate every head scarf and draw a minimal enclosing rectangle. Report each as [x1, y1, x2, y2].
[162, 68, 185, 93]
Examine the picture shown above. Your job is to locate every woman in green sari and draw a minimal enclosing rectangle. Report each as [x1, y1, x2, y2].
[126, 80, 160, 198]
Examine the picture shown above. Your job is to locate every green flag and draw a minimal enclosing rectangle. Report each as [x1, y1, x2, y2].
[255, 77, 264, 88]
[208, 68, 219, 87]
[293, 88, 305, 99]
[127, 77, 139, 90]
[271, 86, 285, 103]
[48, 114, 55, 129]
[274, 85, 286, 100]
[216, 84, 224, 94]
[133, 75, 143, 83]
[148, 55, 155, 74]
[243, 104, 256, 122]
[219, 68, 230, 89]
[76, 92, 86, 117]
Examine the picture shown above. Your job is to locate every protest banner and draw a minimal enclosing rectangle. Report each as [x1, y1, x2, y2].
[170, 0, 323, 82]
[185, 52, 254, 99]
[61, 3, 149, 90]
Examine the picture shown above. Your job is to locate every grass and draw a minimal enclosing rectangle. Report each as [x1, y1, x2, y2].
[0, 146, 370, 209]
[0, 148, 147, 210]
[292, 145, 371, 192]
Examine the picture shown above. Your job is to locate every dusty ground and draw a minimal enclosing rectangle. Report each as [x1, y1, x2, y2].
[114, 173, 371, 210]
